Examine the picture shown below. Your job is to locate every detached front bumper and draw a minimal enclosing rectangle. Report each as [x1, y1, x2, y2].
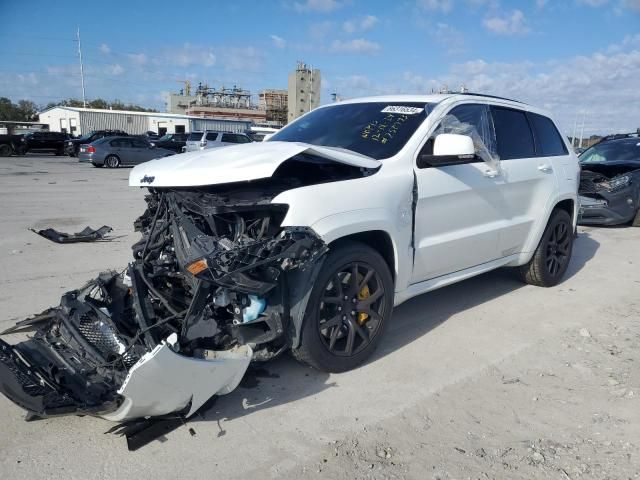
[578, 192, 637, 226]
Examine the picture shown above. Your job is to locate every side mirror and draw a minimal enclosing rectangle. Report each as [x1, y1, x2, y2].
[418, 133, 476, 168]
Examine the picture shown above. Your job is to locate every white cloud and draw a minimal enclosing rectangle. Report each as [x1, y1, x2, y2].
[483, 9, 530, 35]
[536, 0, 548, 8]
[99, 43, 111, 54]
[431, 23, 466, 54]
[620, 0, 640, 10]
[309, 21, 334, 39]
[577, 0, 609, 6]
[105, 64, 124, 76]
[219, 46, 263, 72]
[343, 14, 379, 33]
[127, 52, 148, 66]
[416, 0, 454, 13]
[330, 38, 381, 54]
[270, 34, 286, 48]
[294, 0, 343, 13]
[160, 44, 216, 67]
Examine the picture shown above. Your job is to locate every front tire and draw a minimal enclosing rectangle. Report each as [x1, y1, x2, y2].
[293, 241, 394, 372]
[519, 209, 573, 287]
[105, 155, 120, 168]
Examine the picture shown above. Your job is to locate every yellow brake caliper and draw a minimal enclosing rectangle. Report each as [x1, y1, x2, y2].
[357, 284, 371, 325]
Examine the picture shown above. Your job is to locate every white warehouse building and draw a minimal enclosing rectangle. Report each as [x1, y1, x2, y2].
[38, 106, 252, 137]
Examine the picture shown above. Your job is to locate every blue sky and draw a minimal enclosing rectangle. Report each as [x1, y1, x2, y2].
[0, 0, 639, 135]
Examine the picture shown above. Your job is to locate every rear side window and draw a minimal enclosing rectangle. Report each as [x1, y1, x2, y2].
[222, 133, 251, 143]
[491, 107, 536, 160]
[188, 132, 203, 141]
[528, 113, 568, 156]
[206, 132, 218, 141]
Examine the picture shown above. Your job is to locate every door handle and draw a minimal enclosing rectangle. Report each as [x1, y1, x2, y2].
[483, 169, 500, 178]
[538, 164, 553, 173]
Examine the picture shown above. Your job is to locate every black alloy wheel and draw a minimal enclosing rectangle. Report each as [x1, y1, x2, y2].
[545, 220, 571, 276]
[293, 241, 394, 372]
[318, 262, 385, 357]
[519, 209, 574, 287]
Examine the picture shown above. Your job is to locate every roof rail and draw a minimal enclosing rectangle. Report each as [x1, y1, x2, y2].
[452, 92, 527, 104]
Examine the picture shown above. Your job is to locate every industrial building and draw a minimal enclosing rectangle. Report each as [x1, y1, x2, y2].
[288, 62, 321, 123]
[38, 106, 252, 136]
[259, 89, 288, 126]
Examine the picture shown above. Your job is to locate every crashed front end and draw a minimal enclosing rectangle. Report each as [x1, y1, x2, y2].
[0, 182, 325, 421]
[578, 165, 640, 225]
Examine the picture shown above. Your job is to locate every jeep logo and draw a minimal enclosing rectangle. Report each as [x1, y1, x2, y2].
[140, 175, 155, 184]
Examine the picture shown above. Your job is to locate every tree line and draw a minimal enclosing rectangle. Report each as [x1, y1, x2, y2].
[0, 97, 157, 122]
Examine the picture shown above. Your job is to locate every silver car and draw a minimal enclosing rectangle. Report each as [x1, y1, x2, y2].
[78, 136, 174, 168]
[183, 130, 252, 152]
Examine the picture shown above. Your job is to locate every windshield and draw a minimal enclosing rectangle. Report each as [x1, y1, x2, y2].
[269, 102, 435, 160]
[580, 139, 640, 164]
[188, 132, 203, 141]
[76, 131, 96, 141]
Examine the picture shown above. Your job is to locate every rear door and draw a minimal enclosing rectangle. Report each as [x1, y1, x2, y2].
[412, 103, 505, 282]
[490, 106, 559, 257]
[203, 131, 219, 149]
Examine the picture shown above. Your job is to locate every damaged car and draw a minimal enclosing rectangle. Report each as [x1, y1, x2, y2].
[578, 134, 640, 226]
[0, 94, 579, 424]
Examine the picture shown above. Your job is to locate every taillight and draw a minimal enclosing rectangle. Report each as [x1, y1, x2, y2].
[200, 140, 207, 147]
[87, 146, 96, 153]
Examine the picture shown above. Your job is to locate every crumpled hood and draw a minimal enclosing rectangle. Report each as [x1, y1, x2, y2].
[129, 141, 381, 187]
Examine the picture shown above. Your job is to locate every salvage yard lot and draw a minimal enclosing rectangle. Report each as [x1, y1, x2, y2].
[0, 155, 638, 479]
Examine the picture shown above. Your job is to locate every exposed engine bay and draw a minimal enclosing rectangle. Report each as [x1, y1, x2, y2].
[0, 153, 379, 422]
[578, 162, 640, 226]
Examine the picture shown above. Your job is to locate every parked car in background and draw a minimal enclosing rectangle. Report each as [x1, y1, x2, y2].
[145, 131, 160, 141]
[247, 126, 279, 142]
[65, 130, 129, 157]
[16, 131, 69, 155]
[578, 133, 640, 226]
[152, 132, 188, 153]
[183, 130, 252, 152]
[78, 135, 174, 168]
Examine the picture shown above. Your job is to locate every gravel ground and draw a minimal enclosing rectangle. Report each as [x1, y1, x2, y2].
[0, 155, 638, 480]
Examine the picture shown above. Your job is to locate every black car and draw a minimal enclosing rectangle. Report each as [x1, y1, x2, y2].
[65, 130, 128, 157]
[578, 134, 640, 226]
[151, 133, 188, 153]
[16, 131, 69, 156]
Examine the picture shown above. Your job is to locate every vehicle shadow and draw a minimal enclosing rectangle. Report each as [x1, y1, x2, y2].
[563, 230, 600, 280]
[188, 231, 599, 431]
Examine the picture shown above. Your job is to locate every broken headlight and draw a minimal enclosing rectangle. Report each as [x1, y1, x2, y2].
[602, 175, 630, 192]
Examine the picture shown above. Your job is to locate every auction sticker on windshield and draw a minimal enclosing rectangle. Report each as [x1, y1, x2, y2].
[381, 106, 424, 115]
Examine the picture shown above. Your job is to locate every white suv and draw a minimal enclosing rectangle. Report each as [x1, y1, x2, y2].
[0, 94, 579, 422]
[183, 130, 252, 152]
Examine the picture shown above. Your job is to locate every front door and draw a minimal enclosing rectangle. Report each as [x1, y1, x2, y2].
[411, 103, 506, 282]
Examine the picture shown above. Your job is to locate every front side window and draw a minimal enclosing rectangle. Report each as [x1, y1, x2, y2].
[528, 113, 567, 157]
[131, 138, 149, 148]
[206, 132, 218, 141]
[491, 107, 536, 160]
[270, 102, 435, 160]
[222, 133, 251, 144]
[188, 132, 203, 141]
[426, 103, 497, 163]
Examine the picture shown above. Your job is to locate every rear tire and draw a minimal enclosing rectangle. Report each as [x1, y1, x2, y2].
[105, 155, 120, 168]
[0, 144, 12, 156]
[292, 241, 394, 372]
[519, 209, 573, 287]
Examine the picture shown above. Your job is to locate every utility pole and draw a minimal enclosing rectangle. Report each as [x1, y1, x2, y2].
[578, 112, 586, 149]
[76, 27, 87, 108]
[571, 114, 578, 148]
